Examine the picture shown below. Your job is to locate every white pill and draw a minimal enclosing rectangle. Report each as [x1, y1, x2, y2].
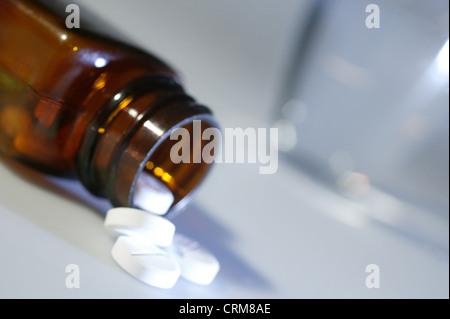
[111, 236, 181, 289]
[133, 173, 174, 215]
[104, 207, 175, 247]
[168, 234, 220, 285]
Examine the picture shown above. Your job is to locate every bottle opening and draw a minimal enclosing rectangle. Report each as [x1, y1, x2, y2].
[132, 117, 219, 215]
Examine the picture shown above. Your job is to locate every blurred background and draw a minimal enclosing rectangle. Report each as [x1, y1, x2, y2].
[0, 0, 448, 298]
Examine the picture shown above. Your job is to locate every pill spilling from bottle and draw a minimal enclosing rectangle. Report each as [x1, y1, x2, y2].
[104, 207, 220, 289]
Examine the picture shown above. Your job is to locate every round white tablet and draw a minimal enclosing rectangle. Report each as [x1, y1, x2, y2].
[111, 236, 180, 289]
[168, 234, 220, 285]
[104, 207, 175, 247]
[133, 173, 174, 215]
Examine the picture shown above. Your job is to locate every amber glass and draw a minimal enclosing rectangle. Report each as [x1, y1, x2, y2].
[0, 0, 219, 215]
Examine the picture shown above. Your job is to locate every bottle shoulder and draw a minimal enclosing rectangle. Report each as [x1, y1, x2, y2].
[0, 0, 177, 102]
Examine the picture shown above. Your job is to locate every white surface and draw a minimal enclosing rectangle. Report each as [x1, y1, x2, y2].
[0, 148, 448, 298]
[111, 236, 180, 289]
[0, 0, 448, 298]
[104, 208, 175, 247]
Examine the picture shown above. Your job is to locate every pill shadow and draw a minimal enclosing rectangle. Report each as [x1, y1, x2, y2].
[172, 204, 273, 292]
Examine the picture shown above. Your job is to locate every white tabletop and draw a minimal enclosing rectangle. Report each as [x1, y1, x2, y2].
[0, 0, 448, 298]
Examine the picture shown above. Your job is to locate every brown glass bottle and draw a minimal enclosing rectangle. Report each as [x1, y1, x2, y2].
[0, 0, 219, 216]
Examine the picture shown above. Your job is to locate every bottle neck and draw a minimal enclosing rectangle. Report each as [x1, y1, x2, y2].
[77, 74, 219, 216]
